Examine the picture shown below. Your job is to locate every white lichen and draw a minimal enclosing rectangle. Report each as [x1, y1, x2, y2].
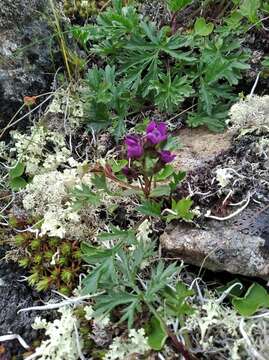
[136, 219, 152, 243]
[216, 168, 233, 188]
[104, 328, 150, 360]
[184, 293, 269, 360]
[10, 125, 71, 176]
[84, 305, 110, 328]
[46, 88, 85, 129]
[22, 164, 92, 239]
[228, 95, 269, 134]
[29, 307, 82, 360]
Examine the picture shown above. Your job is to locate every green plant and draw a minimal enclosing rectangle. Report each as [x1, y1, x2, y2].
[81, 227, 195, 356]
[82, 65, 137, 139]
[9, 162, 27, 191]
[14, 228, 82, 295]
[71, 0, 251, 133]
[49, 0, 86, 79]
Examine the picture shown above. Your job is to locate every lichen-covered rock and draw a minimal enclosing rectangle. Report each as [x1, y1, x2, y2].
[0, 0, 56, 131]
[227, 95, 269, 133]
[161, 222, 269, 279]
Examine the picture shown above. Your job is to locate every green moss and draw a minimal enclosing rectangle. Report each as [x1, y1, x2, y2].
[13, 226, 83, 295]
[64, 0, 107, 18]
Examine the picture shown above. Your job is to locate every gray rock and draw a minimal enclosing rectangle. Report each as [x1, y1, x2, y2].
[0, 0, 57, 131]
[161, 222, 269, 279]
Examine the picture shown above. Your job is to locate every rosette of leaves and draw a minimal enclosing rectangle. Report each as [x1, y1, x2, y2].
[15, 231, 82, 295]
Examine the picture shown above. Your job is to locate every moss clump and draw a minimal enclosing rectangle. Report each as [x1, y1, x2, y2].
[15, 232, 82, 295]
[64, 0, 106, 18]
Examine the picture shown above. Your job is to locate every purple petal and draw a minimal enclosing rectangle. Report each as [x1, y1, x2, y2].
[125, 135, 143, 159]
[158, 122, 167, 136]
[159, 150, 176, 163]
[146, 121, 156, 134]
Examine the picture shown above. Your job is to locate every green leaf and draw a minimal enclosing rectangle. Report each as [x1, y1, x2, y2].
[232, 283, 269, 316]
[9, 162, 25, 179]
[9, 177, 27, 191]
[94, 292, 140, 328]
[145, 261, 180, 301]
[97, 227, 136, 243]
[262, 56, 269, 67]
[150, 185, 171, 197]
[147, 316, 168, 350]
[137, 200, 162, 217]
[82, 258, 116, 294]
[239, 0, 261, 23]
[92, 174, 109, 192]
[163, 282, 194, 317]
[81, 242, 116, 263]
[163, 136, 182, 152]
[166, 198, 194, 222]
[217, 279, 244, 298]
[194, 17, 214, 36]
[154, 165, 174, 181]
[149, 73, 193, 113]
[166, 0, 192, 13]
[71, 184, 101, 210]
[108, 159, 128, 173]
[170, 171, 186, 192]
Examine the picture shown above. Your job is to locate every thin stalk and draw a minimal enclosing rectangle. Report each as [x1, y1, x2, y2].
[143, 298, 196, 360]
[49, 0, 72, 81]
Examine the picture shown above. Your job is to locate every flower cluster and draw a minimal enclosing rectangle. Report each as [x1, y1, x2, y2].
[121, 121, 177, 198]
[124, 121, 176, 163]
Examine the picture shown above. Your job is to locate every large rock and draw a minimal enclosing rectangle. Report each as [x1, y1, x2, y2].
[0, 0, 57, 131]
[161, 215, 269, 279]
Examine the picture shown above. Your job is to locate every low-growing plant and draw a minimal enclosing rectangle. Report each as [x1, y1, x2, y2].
[71, 0, 252, 133]
[81, 226, 195, 356]
[13, 221, 82, 295]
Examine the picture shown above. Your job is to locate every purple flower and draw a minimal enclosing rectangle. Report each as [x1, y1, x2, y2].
[125, 135, 143, 159]
[146, 121, 167, 145]
[159, 150, 176, 163]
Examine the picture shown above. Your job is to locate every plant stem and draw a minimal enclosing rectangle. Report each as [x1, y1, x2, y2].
[143, 299, 196, 360]
[49, 0, 72, 81]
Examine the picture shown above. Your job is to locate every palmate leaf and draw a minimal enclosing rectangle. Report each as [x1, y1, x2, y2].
[203, 55, 250, 85]
[149, 73, 193, 113]
[120, 22, 194, 95]
[94, 292, 141, 328]
[145, 261, 180, 302]
[187, 110, 228, 132]
[71, 184, 101, 210]
[97, 227, 136, 243]
[137, 200, 162, 217]
[81, 241, 123, 293]
[198, 81, 235, 116]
